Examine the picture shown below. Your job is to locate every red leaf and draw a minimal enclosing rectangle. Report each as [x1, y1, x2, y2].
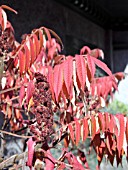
[33, 34, 40, 56]
[26, 80, 35, 104]
[1, 5, 17, 14]
[109, 115, 114, 133]
[30, 38, 36, 65]
[98, 112, 105, 132]
[26, 137, 36, 170]
[62, 82, 69, 101]
[114, 72, 125, 81]
[82, 118, 88, 141]
[75, 120, 81, 145]
[19, 85, 25, 106]
[15, 108, 22, 119]
[1, 8, 7, 31]
[80, 46, 91, 55]
[64, 135, 70, 148]
[47, 66, 55, 101]
[7, 75, 14, 87]
[57, 163, 66, 170]
[19, 50, 26, 75]
[63, 56, 73, 94]
[91, 115, 96, 139]
[53, 64, 63, 102]
[105, 112, 110, 131]
[125, 117, 128, 144]
[78, 149, 89, 169]
[45, 150, 55, 170]
[43, 27, 52, 41]
[24, 44, 30, 71]
[92, 57, 113, 77]
[68, 124, 74, 144]
[106, 133, 113, 155]
[0, 8, 2, 25]
[87, 55, 95, 78]
[39, 30, 44, 51]
[75, 55, 86, 91]
[65, 152, 85, 170]
[90, 49, 104, 59]
[116, 114, 125, 157]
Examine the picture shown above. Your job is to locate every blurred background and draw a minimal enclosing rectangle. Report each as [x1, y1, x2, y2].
[0, 0, 128, 169]
[0, 0, 128, 73]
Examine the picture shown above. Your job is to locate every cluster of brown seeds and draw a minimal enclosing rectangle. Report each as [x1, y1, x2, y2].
[29, 73, 54, 147]
[0, 26, 13, 57]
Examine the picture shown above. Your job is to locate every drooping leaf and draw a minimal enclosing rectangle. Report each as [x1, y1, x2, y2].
[49, 28, 63, 49]
[19, 85, 25, 106]
[62, 81, 69, 101]
[125, 117, 128, 144]
[15, 108, 22, 119]
[98, 112, 105, 132]
[33, 34, 40, 56]
[91, 76, 117, 99]
[64, 135, 70, 148]
[108, 150, 115, 166]
[114, 72, 125, 81]
[45, 150, 55, 170]
[106, 132, 113, 155]
[26, 80, 35, 104]
[109, 114, 115, 133]
[116, 114, 125, 157]
[75, 55, 86, 91]
[82, 118, 88, 141]
[105, 112, 110, 131]
[19, 50, 26, 75]
[47, 66, 55, 100]
[24, 44, 31, 72]
[87, 55, 95, 79]
[43, 27, 52, 42]
[90, 49, 104, 59]
[53, 64, 63, 102]
[80, 46, 91, 55]
[30, 38, 36, 65]
[116, 149, 122, 167]
[39, 29, 44, 51]
[63, 56, 73, 94]
[65, 152, 85, 170]
[1, 8, 7, 31]
[78, 149, 90, 169]
[26, 137, 36, 170]
[91, 115, 96, 139]
[68, 124, 74, 144]
[75, 120, 81, 145]
[57, 163, 66, 170]
[1, 5, 17, 14]
[92, 57, 113, 77]
[0, 8, 2, 25]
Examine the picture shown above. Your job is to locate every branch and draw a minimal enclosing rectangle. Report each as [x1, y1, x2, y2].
[0, 86, 20, 95]
[0, 152, 27, 169]
[0, 130, 32, 139]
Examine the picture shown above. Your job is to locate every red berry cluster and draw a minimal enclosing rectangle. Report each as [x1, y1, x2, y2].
[0, 26, 13, 57]
[29, 73, 54, 147]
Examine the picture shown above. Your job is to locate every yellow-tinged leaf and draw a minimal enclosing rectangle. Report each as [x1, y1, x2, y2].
[28, 97, 34, 111]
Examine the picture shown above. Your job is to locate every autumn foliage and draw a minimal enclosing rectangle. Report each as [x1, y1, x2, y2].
[0, 5, 127, 170]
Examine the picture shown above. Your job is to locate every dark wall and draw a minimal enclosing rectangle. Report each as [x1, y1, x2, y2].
[0, 0, 116, 72]
[0, 0, 106, 48]
[113, 31, 128, 72]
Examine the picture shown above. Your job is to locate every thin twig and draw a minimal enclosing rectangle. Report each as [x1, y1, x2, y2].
[0, 86, 20, 95]
[0, 152, 27, 169]
[0, 130, 32, 139]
